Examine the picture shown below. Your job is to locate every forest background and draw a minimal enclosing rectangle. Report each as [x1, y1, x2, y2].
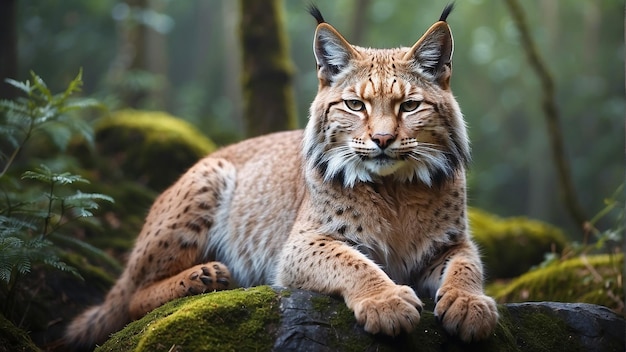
[4, 0, 624, 236]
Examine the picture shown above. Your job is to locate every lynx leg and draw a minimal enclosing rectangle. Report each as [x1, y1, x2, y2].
[428, 242, 499, 342]
[277, 233, 422, 336]
[121, 156, 236, 314]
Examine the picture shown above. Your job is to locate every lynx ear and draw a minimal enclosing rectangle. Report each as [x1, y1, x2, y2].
[313, 23, 360, 86]
[403, 21, 454, 88]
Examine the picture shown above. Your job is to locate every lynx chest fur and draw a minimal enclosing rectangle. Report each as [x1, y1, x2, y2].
[66, 5, 498, 350]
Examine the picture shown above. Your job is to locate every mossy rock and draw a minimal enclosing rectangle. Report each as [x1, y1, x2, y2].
[97, 287, 625, 352]
[94, 109, 217, 191]
[469, 208, 568, 280]
[489, 254, 624, 315]
[96, 286, 281, 352]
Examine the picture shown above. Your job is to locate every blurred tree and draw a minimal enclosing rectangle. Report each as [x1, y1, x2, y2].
[348, 0, 371, 44]
[107, 0, 170, 109]
[239, 0, 297, 137]
[0, 0, 18, 100]
[504, 0, 587, 232]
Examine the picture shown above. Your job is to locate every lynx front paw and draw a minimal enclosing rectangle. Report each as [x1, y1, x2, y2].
[180, 262, 231, 295]
[352, 285, 423, 336]
[434, 287, 498, 342]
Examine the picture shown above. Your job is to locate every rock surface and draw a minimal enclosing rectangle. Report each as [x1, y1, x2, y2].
[97, 286, 625, 352]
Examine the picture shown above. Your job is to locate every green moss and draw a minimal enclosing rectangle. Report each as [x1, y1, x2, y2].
[96, 286, 280, 352]
[469, 208, 568, 279]
[491, 254, 624, 314]
[495, 306, 584, 352]
[95, 109, 217, 191]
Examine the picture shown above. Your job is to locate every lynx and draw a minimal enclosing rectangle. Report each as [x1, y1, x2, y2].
[66, 5, 498, 349]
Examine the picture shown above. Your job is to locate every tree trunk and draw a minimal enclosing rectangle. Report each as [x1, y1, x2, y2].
[108, 0, 168, 109]
[239, 0, 297, 137]
[144, 0, 169, 110]
[0, 0, 18, 100]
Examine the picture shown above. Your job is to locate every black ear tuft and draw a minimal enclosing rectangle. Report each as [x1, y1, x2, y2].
[308, 4, 325, 24]
[439, 3, 454, 22]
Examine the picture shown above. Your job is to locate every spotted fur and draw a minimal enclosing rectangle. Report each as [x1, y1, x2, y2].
[66, 5, 498, 350]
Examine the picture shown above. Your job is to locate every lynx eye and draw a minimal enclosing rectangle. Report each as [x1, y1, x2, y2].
[344, 99, 365, 112]
[400, 100, 421, 112]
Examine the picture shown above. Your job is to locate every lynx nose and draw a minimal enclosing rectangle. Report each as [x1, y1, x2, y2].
[371, 133, 396, 149]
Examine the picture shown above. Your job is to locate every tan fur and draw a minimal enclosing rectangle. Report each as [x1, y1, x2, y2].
[66, 7, 498, 350]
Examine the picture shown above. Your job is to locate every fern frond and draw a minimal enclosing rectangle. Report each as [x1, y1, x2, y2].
[3, 78, 32, 95]
[61, 98, 102, 112]
[32, 105, 57, 125]
[0, 215, 37, 236]
[24, 236, 51, 249]
[0, 99, 31, 115]
[63, 192, 113, 220]
[30, 71, 52, 100]
[20, 167, 53, 183]
[0, 236, 24, 249]
[21, 165, 91, 185]
[59, 68, 84, 102]
[65, 191, 114, 206]
[52, 173, 90, 185]
[43, 255, 82, 280]
[0, 235, 28, 283]
[12, 252, 32, 276]
[0, 262, 14, 283]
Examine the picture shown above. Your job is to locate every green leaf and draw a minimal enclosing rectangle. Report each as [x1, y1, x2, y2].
[32, 105, 57, 125]
[60, 68, 84, 102]
[29, 71, 52, 100]
[0, 99, 31, 115]
[0, 216, 36, 236]
[3, 78, 32, 95]
[21, 166, 91, 185]
[52, 173, 90, 185]
[65, 191, 114, 205]
[61, 98, 103, 111]
[43, 255, 82, 280]
[21, 166, 53, 183]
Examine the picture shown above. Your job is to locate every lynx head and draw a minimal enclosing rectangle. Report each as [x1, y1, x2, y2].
[303, 5, 469, 188]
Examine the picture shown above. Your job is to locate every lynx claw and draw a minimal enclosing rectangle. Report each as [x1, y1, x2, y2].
[184, 263, 231, 295]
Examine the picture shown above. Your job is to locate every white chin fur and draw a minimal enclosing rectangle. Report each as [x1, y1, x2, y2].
[363, 159, 405, 177]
